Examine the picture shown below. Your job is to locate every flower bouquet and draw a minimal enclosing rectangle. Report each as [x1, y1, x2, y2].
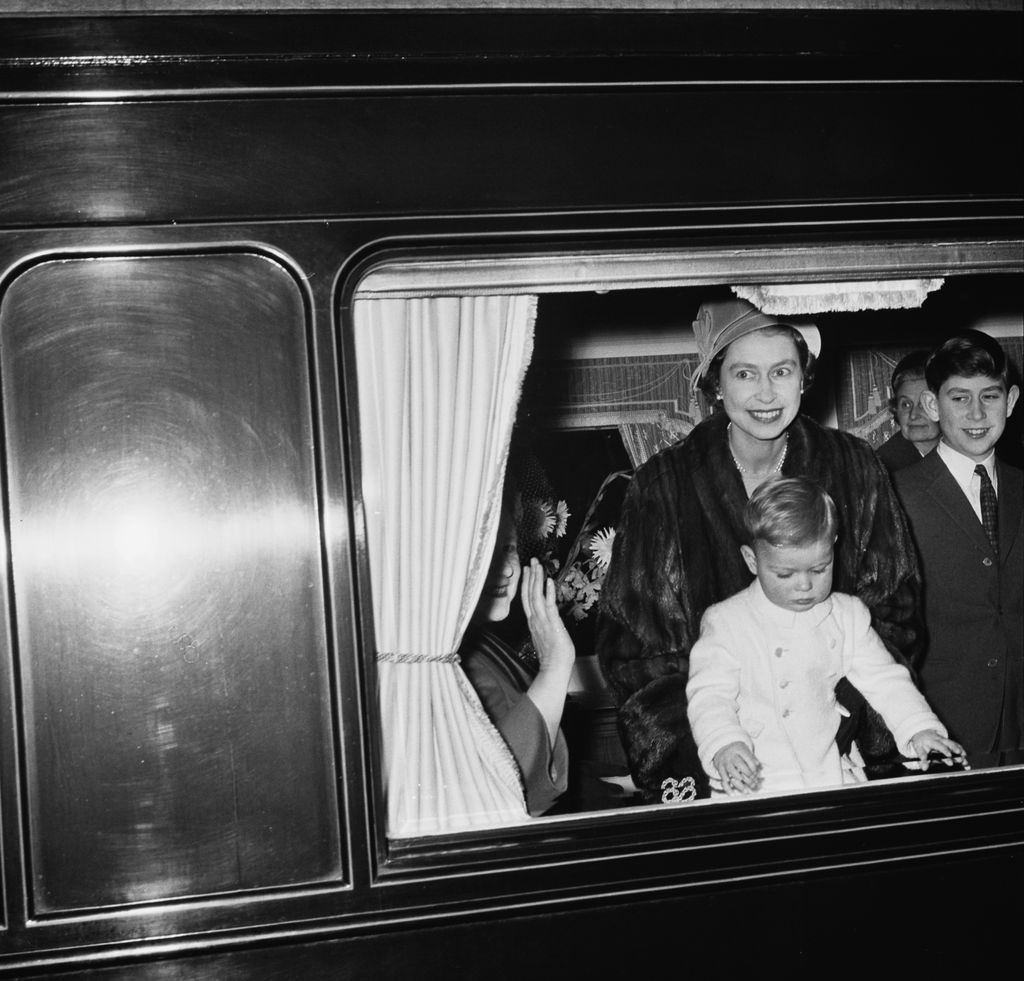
[553, 469, 631, 624]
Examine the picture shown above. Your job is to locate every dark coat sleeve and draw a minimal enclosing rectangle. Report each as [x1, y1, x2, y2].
[876, 431, 925, 475]
[800, 423, 924, 767]
[597, 413, 747, 798]
[460, 635, 569, 817]
[806, 424, 924, 672]
[596, 455, 706, 798]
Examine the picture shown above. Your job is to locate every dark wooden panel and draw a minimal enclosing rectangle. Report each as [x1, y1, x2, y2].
[19, 846, 1021, 979]
[0, 82, 1020, 227]
[0, 252, 341, 911]
[1, 10, 1021, 89]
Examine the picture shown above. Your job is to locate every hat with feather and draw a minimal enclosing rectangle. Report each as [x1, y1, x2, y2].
[691, 298, 821, 387]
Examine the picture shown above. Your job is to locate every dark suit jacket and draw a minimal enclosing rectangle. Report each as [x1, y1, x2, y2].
[876, 431, 926, 474]
[894, 453, 1024, 762]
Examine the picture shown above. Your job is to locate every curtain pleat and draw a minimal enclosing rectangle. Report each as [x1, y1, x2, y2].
[354, 293, 537, 836]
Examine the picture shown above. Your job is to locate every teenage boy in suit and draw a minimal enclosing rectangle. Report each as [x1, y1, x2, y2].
[894, 330, 1022, 768]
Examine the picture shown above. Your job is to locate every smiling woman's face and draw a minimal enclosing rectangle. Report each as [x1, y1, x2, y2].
[718, 328, 803, 444]
[894, 376, 941, 446]
[472, 509, 522, 624]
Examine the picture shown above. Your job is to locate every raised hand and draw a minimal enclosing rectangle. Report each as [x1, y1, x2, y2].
[520, 558, 575, 676]
[520, 558, 575, 745]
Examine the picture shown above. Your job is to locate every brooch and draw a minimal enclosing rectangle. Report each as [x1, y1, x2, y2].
[660, 776, 697, 804]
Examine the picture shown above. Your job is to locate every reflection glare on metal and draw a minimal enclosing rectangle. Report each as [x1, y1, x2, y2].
[1, 251, 341, 912]
[19, 494, 314, 623]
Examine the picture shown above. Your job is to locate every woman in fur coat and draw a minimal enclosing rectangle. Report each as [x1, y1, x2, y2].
[596, 298, 923, 801]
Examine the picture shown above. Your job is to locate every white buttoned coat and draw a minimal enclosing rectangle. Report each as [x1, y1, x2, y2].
[686, 580, 943, 795]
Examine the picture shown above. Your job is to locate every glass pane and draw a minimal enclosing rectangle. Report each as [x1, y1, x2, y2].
[1, 253, 340, 911]
[359, 269, 1021, 836]
[518, 279, 1023, 809]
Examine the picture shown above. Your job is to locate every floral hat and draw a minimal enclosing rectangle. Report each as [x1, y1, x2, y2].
[504, 436, 569, 568]
[691, 298, 821, 387]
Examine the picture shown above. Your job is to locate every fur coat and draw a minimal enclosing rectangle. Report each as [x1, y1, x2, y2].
[597, 411, 923, 799]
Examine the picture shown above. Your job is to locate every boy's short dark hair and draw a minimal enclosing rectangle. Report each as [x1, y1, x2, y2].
[888, 349, 931, 408]
[743, 475, 838, 548]
[698, 325, 817, 402]
[925, 329, 1009, 393]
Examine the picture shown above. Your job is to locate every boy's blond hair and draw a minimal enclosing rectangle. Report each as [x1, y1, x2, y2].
[743, 475, 838, 548]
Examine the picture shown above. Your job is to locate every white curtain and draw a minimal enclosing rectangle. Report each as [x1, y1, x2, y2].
[354, 294, 537, 837]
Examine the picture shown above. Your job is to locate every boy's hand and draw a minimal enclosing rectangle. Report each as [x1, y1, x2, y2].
[712, 742, 763, 795]
[909, 730, 970, 771]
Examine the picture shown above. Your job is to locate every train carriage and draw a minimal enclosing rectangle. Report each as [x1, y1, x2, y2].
[0, 2, 1021, 976]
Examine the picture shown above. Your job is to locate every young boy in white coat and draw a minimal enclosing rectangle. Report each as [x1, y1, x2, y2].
[686, 476, 966, 796]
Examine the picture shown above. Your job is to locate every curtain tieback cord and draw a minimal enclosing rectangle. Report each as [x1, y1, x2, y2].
[376, 651, 461, 664]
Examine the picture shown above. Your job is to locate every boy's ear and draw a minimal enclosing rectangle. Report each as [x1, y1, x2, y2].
[1007, 384, 1020, 418]
[920, 388, 941, 423]
[740, 544, 758, 576]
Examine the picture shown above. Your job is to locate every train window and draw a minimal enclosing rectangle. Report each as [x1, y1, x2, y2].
[351, 243, 1023, 841]
[0, 251, 342, 911]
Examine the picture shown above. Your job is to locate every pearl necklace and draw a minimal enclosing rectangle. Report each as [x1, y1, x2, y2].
[728, 423, 789, 478]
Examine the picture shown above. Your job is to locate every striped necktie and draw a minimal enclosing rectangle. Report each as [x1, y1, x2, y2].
[975, 463, 998, 552]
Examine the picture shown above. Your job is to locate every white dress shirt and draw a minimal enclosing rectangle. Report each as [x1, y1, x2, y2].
[936, 441, 998, 523]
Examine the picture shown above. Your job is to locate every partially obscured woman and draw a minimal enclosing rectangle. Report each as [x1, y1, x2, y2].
[876, 349, 941, 473]
[459, 506, 575, 816]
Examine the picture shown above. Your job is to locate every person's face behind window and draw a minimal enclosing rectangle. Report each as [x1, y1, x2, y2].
[472, 509, 522, 624]
[718, 329, 803, 443]
[894, 376, 940, 447]
[925, 374, 1020, 463]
